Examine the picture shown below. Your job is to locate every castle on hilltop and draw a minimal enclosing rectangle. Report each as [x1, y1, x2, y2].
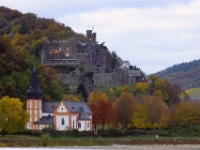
[40, 30, 107, 73]
[40, 30, 143, 92]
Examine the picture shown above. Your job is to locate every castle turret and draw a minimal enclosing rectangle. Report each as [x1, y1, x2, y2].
[26, 66, 43, 130]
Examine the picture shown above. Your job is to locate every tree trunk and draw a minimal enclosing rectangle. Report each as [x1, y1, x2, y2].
[1, 128, 5, 137]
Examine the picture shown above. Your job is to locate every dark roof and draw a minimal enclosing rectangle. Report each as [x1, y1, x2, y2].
[26, 66, 42, 99]
[42, 102, 59, 113]
[62, 100, 92, 120]
[77, 107, 91, 120]
[33, 114, 53, 124]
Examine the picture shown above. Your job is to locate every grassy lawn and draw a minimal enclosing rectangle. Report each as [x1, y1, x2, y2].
[1, 134, 200, 147]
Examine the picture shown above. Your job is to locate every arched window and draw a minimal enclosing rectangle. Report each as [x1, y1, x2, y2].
[62, 118, 65, 125]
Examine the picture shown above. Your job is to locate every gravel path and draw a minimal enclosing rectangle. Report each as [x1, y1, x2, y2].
[67, 144, 200, 150]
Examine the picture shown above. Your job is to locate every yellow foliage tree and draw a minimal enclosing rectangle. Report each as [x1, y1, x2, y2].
[0, 96, 29, 136]
[113, 92, 137, 128]
[108, 88, 115, 95]
[132, 105, 147, 129]
[11, 34, 28, 47]
[87, 91, 108, 104]
[133, 96, 170, 129]
[63, 94, 81, 102]
[133, 82, 150, 95]
[171, 100, 197, 126]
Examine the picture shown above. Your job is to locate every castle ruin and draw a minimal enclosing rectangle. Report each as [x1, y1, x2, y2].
[40, 30, 143, 93]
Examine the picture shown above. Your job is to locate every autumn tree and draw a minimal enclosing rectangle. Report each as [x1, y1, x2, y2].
[132, 104, 147, 129]
[89, 99, 117, 129]
[38, 65, 64, 101]
[87, 90, 108, 104]
[0, 96, 29, 136]
[19, 20, 29, 34]
[143, 96, 169, 128]
[149, 75, 181, 106]
[113, 92, 137, 128]
[170, 100, 197, 126]
[115, 85, 130, 97]
[63, 94, 81, 102]
[133, 82, 150, 95]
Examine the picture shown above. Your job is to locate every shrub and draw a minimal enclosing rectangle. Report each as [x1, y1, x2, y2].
[97, 129, 109, 137]
[41, 133, 50, 147]
[23, 129, 42, 136]
[85, 71, 93, 78]
[0, 142, 6, 147]
[78, 131, 95, 137]
[72, 129, 79, 136]
[107, 129, 122, 137]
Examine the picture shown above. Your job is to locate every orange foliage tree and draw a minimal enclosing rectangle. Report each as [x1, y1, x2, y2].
[89, 99, 117, 129]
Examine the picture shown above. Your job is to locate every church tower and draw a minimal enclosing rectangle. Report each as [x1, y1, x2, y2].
[26, 66, 43, 130]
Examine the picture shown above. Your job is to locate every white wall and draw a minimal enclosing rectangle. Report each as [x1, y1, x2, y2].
[56, 115, 69, 130]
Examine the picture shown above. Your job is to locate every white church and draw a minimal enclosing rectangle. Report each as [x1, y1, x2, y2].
[25, 66, 92, 131]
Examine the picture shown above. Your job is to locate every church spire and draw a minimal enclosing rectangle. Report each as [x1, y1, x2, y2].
[26, 66, 42, 99]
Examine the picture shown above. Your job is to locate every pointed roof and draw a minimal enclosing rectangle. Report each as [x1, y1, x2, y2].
[26, 66, 42, 99]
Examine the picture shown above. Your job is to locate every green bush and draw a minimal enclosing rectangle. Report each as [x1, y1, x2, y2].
[23, 129, 42, 136]
[78, 131, 95, 137]
[72, 129, 79, 136]
[98, 129, 109, 137]
[41, 133, 51, 147]
[107, 129, 122, 137]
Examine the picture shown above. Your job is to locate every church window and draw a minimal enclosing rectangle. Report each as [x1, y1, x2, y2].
[28, 124, 31, 129]
[34, 101, 37, 108]
[73, 120, 75, 129]
[35, 111, 37, 121]
[78, 122, 81, 128]
[87, 122, 90, 129]
[62, 118, 65, 125]
[30, 100, 32, 108]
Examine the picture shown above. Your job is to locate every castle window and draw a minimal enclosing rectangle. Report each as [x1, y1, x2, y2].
[62, 118, 65, 125]
[78, 122, 81, 128]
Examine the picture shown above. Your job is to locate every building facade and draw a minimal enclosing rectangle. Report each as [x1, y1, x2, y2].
[25, 66, 92, 131]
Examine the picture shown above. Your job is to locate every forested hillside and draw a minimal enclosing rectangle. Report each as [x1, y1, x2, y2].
[0, 6, 124, 102]
[0, 6, 86, 102]
[156, 59, 200, 90]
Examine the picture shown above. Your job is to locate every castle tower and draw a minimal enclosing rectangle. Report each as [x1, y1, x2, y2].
[26, 66, 43, 130]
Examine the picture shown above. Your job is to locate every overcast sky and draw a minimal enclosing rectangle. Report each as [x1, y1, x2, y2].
[1, 0, 200, 74]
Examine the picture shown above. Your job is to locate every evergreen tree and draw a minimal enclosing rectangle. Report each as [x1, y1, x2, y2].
[19, 20, 29, 34]
[77, 83, 88, 102]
